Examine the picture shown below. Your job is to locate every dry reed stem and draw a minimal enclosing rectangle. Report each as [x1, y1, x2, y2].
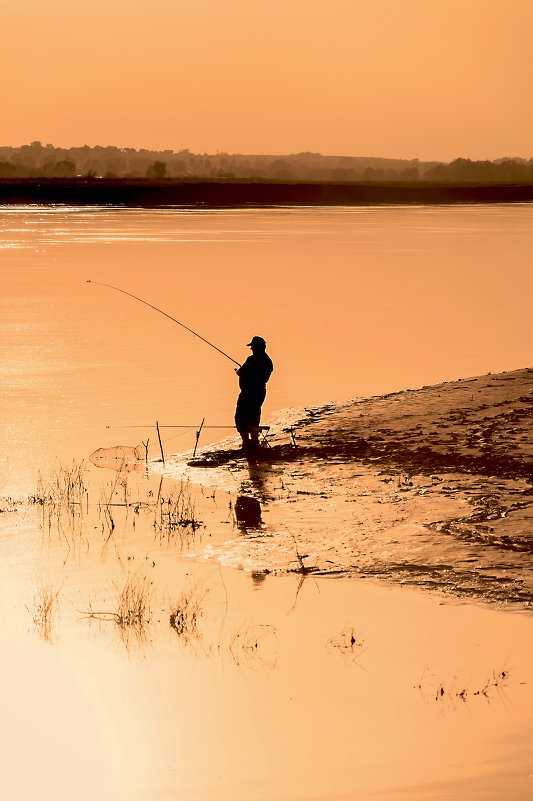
[169, 582, 208, 642]
[28, 577, 62, 643]
[417, 665, 511, 705]
[157, 480, 201, 538]
[114, 570, 153, 628]
[228, 623, 277, 670]
[83, 570, 153, 631]
[32, 461, 88, 508]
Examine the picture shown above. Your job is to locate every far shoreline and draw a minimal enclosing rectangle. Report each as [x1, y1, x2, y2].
[2, 177, 533, 207]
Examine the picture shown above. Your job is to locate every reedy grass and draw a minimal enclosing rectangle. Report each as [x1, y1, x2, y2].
[417, 664, 511, 704]
[30, 462, 89, 551]
[169, 581, 208, 642]
[31, 461, 88, 508]
[228, 623, 277, 670]
[83, 569, 153, 630]
[27, 577, 62, 643]
[114, 570, 153, 629]
[156, 479, 201, 539]
[326, 627, 368, 669]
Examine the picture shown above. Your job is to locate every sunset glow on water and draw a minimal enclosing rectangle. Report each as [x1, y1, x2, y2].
[3, 0, 533, 795]
[1, 204, 533, 799]
[2, 204, 532, 494]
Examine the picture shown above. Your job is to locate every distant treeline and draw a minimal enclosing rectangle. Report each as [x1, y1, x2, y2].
[2, 142, 533, 183]
[3, 179, 533, 208]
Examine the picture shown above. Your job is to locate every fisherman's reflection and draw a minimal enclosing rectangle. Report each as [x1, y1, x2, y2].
[235, 494, 262, 532]
[250, 571, 267, 587]
[245, 456, 267, 497]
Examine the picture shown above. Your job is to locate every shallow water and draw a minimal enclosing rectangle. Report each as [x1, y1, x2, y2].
[1, 488, 533, 801]
[2, 204, 533, 799]
[2, 203, 532, 605]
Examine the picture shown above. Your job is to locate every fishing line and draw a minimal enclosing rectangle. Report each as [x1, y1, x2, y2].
[87, 280, 241, 366]
[106, 425, 236, 429]
[159, 427, 197, 445]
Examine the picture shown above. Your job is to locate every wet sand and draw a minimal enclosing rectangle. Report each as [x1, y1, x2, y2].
[1, 368, 533, 800]
[179, 367, 533, 604]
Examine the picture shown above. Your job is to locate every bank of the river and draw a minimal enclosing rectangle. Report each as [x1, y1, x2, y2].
[3, 178, 533, 206]
[161, 367, 533, 604]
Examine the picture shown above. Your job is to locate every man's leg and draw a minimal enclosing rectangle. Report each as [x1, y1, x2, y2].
[235, 393, 250, 449]
[248, 403, 262, 450]
[237, 426, 250, 449]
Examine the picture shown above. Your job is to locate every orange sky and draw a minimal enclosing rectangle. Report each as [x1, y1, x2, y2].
[3, 0, 533, 160]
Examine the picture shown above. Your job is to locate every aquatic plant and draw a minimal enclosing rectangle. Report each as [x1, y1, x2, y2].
[31, 461, 88, 508]
[229, 623, 277, 670]
[327, 627, 367, 665]
[289, 534, 315, 575]
[0, 497, 20, 514]
[169, 582, 208, 642]
[27, 577, 62, 643]
[114, 570, 153, 629]
[29, 462, 90, 547]
[417, 665, 511, 705]
[83, 570, 153, 630]
[156, 480, 201, 539]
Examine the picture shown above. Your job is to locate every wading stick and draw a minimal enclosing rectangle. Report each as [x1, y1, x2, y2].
[193, 418, 205, 459]
[156, 421, 165, 465]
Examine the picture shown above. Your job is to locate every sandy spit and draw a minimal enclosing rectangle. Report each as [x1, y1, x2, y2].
[161, 367, 533, 606]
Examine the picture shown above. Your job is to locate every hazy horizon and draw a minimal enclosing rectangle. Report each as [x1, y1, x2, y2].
[5, 141, 533, 184]
[3, 141, 532, 163]
[3, 0, 532, 161]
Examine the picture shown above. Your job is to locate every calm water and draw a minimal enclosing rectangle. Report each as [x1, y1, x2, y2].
[2, 204, 533, 801]
[1, 203, 532, 496]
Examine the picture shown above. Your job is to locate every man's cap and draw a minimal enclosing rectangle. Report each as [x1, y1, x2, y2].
[247, 336, 266, 348]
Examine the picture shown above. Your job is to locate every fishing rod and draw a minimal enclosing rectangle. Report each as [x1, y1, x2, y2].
[87, 280, 241, 367]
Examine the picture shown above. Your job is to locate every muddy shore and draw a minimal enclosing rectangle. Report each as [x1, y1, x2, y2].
[163, 367, 533, 605]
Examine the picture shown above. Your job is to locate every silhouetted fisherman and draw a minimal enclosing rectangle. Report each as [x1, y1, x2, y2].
[235, 336, 273, 450]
